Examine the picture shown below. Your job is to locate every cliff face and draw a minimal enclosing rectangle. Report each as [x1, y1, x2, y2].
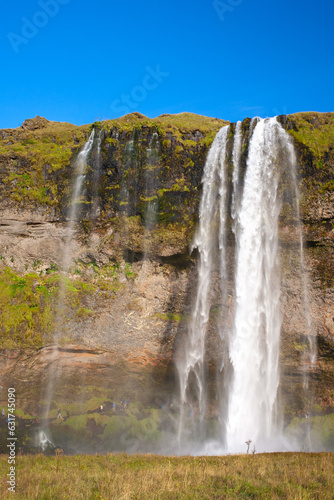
[0, 111, 333, 452]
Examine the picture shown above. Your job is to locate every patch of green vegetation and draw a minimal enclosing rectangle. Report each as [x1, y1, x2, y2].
[15, 408, 35, 419]
[293, 341, 308, 352]
[183, 139, 197, 148]
[151, 222, 193, 250]
[157, 180, 190, 198]
[318, 179, 334, 193]
[0, 117, 90, 207]
[0, 267, 105, 348]
[124, 263, 137, 280]
[287, 112, 334, 161]
[100, 112, 227, 147]
[0, 268, 54, 347]
[154, 312, 181, 322]
[105, 137, 119, 147]
[287, 413, 334, 451]
[76, 307, 94, 319]
[140, 195, 158, 202]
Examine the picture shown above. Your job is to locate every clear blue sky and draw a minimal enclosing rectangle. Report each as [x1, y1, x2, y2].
[1, 0, 333, 128]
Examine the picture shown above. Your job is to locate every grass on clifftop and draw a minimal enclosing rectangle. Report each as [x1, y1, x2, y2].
[0, 113, 226, 209]
[1, 111, 333, 210]
[0, 452, 332, 499]
[0, 117, 90, 206]
[287, 112, 334, 162]
[100, 111, 227, 144]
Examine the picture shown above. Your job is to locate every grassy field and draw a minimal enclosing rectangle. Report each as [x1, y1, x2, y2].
[0, 452, 333, 499]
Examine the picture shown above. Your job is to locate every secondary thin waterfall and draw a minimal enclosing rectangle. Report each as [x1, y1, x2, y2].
[92, 128, 103, 218]
[279, 123, 317, 449]
[177, 126, 230, 449]
[42, 130, 95, 429]
[176, 117, 311, 453]
[144, 132, 160, 250]
[62, 129, 95, 270]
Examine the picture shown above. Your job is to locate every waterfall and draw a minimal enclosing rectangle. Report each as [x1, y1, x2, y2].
[279, 124, 317, 448]
[176, 126, 230, 450]
[143, 132, 160, 261]
[37, 430, 55, 451]
[41, 130, 95, 427]
[145, 132, 160, 228]
[226, 118, 283, 452]
[177, 116, 313, 454]
[92, 128, 103, 218]
[63, 129, 95, 270]
[231, 121, 242, 225]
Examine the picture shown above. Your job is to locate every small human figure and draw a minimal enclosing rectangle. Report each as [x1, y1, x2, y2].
[1, 408, 5, 418]
[99, 404, 103, 414]
[112, 402, 116, 411]
[57, 409, 62, 419]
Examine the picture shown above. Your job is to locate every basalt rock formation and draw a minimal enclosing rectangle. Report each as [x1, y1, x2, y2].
[0, 111, 333, 453]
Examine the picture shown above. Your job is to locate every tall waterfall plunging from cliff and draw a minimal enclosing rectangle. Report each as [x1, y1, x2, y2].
[62, 129, 95, 270]
[176, 117, 312, 454]
[42, 130, 95, 428]
[226, 118, 283, 452]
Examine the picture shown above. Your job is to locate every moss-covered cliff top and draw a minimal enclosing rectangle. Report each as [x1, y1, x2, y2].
[1, 110, 333, 163]
[0, 111, 227, 173]
[0, 111, 333, 211]
[0, 112, 227, 210]
[99, 111, 227, 142]
[287, 112, 334, 161]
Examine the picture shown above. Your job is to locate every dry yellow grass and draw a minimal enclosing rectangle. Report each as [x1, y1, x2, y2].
[0, 452, 333, 499]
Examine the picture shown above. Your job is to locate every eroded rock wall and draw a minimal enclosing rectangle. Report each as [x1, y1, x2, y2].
[0, 112, 333, 438]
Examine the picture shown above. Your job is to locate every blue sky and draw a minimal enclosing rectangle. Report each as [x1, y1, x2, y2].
[1, 0, 333, 128]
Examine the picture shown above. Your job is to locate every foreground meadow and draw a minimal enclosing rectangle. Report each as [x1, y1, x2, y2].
[1, 452, 333, 499]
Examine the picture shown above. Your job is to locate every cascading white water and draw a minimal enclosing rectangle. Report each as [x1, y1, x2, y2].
[37, 430, 55, 451]
[92, 128, 103, 218]
[231, 120, 242, 225]
[62, 129, 95, 270]
[42, 130, 95, 426]
[177, 116, 313, 454]
[145, 133, 160, 229]
[287, 142, 317, 369]
[226, 118, 283, 452]
[177, 126, 229, 449]
[277, 124, 317, 449]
